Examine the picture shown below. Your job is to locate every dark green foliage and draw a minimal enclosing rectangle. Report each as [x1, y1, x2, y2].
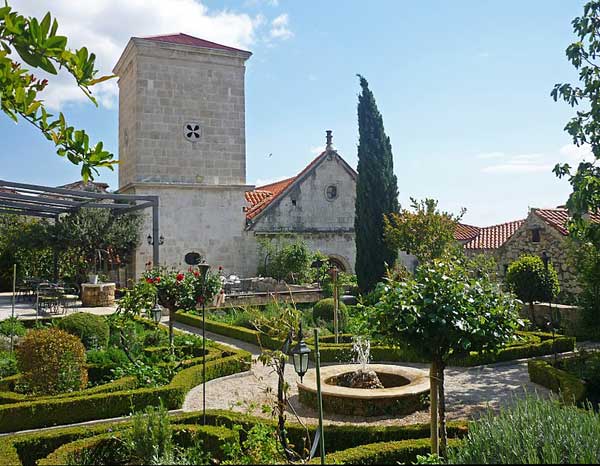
[552, 1, 600, 241]
[449, 395, 600, 464]
[569, 239, 600, 335]
[312, 298, 348, 328]
[257, 237, 315, 283]
[505, 255, 560, 310]
[527, 359, 587, 404]
[58, 312, 109, 349]
[354, 75, 399, 293]
[0, 318, 26, 338]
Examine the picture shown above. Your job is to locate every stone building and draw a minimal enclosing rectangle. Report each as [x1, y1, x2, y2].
[459, 208, 600, 299]
[113, 34, 356, 277]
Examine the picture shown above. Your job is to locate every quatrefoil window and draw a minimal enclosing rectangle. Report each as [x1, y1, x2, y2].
[184, 122, 201, 142]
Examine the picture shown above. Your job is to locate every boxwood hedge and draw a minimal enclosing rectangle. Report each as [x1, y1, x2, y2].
[0, 408, 468, 466]
[0, 349, 251, 433]
[528, 358, 587, 404]
[175, 311, 575, 366]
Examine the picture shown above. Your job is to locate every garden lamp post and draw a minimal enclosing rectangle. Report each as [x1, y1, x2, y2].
[151, 300, 162, 325]
[541, 251, 558, 363]
[197, 261, 211, 426]
[290, 324, 325, 464]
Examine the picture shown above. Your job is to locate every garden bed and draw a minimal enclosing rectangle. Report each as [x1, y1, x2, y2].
[175, 311, 575, 367]
[0, 408, 468, 466]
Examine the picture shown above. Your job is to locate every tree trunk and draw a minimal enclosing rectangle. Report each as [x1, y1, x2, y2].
[429, 359, 440, 456]
[529, 301, 536, 326]
[438, 361, 447, 458]
[276, 357, 292, 460]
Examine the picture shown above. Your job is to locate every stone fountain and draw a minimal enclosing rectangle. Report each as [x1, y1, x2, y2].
[297, 336, 430, 417]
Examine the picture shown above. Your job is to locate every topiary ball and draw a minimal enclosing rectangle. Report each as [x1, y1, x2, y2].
[312, 298, 348, 327]
[16, 328, 87, 395]
[58, 312, 110, 350]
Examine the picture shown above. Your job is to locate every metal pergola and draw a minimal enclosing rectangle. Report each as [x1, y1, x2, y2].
[0, 179, 160, 280]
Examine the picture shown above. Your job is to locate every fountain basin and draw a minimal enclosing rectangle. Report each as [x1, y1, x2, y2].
[298, 364, 429, 417]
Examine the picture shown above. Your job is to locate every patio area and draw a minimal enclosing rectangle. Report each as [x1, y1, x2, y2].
[0, 292, 117, 321]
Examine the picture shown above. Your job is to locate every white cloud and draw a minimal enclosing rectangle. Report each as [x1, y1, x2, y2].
[270, 13, 293, 40]
[476, 152, 505, 159]
[481, 162, 553, 174]
[10, 0, 287, 109]
[310, 146, 324, 154]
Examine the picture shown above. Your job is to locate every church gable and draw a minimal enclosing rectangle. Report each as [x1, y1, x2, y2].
[246, 148, 357, 233]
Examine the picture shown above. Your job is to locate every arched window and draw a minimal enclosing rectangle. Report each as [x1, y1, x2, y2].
[328, 257, 346, 272]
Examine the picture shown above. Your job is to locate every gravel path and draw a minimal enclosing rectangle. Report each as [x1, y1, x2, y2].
[178, 322, 555, 426]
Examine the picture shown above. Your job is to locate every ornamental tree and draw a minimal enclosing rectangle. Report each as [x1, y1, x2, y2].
[552, 1, 600, 243]
[384, 198, 465, 265]
[505, 255, 560, 324]
[0, 3, 116, 179]
[355, 75, 399, 292]
[368, 258, 521, 457]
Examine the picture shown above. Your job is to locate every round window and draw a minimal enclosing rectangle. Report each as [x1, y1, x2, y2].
[325, 185, 338, 201]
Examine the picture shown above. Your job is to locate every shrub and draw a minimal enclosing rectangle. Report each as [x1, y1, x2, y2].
[16, 328, 87, 395]
[0, 318, 26, 338]
[449, 395, 600, 464]
[505, 255, 560, 319]
[124, 404, 174, 464]
[312, 298, 348, 328]
[58, 312, 109, 350]
[0, 352, 17, 379]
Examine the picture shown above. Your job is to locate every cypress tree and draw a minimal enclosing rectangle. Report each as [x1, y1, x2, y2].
[354, 75, 399, 292]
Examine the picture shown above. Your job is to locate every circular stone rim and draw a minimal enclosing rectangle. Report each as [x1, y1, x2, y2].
[298, 364, 429, 400]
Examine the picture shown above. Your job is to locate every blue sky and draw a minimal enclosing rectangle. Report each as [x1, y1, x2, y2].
[0, 0, 590, 226]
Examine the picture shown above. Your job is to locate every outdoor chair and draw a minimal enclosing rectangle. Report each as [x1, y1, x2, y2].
[60, 284, 80, 313]
[36, 284, 62, 315]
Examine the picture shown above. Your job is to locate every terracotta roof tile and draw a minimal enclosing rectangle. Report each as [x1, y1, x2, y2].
[532, 208, 600, 235]
[454, 223, 481, 241]
[464, 219, 525, 250]
[139, 33, 250, 54]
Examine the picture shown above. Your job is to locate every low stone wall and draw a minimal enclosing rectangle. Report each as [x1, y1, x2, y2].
[222, 289, 324, 307]
[519, 302, 581, 335]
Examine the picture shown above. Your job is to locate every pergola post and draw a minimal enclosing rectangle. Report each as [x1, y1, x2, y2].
[53, 214, 60, 283]
[151, 198, 160, 267]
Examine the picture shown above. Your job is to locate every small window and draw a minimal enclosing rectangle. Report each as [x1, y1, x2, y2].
[531, 228, 541, 243]
[325, 185, 338, 201]
[291, 199, 297, 206]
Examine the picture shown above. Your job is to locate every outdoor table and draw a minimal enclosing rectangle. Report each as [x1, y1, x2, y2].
[81, 283, 116, 307]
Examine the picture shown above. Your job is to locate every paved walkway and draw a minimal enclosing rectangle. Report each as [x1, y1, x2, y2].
[177, 321, 555, 426]
[0, 293, 116, 320]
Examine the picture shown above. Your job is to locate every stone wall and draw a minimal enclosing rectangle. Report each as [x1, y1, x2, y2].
[130, 184, 258, 278]
[114, 38, 251, 187]
[250, 152, 356, 272]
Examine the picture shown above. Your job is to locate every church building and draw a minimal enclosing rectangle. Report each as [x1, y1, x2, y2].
[113, 33, 357, 277]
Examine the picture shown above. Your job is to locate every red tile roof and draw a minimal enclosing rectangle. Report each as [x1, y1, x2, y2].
[454, 223, 481, 241]
[464, 219, 525, 250]
[245, 177, 296, 219]
[139, 33, 250, 54]
[533, 208, 600, 235]
[245, 149, 357, 221]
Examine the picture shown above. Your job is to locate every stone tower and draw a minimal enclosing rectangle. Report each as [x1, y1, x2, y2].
[113, 34, 255, 276]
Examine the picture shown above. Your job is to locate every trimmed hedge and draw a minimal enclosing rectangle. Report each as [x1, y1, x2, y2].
[0, 350, 251, 433]
[528, 358, 587, 404]
[0, 408, 468, 466]
[38, 424, 237, 465]
[0, 376, 137, 405]
[312, 438, 460, 464]
[177, 311, 575, 367]
[57, 312, 110, 349]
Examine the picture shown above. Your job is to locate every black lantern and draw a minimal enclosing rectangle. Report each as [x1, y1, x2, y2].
[541, 251, 550, 270]
[147, 234, 165, 246]
[291, 323, 311, 382]
[311, 258, 324, 288]
[197, 262, 211, 282]
[151, 301, 162, 324]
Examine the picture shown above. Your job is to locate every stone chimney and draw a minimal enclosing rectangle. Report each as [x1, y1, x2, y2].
[326, 130, 333, 151]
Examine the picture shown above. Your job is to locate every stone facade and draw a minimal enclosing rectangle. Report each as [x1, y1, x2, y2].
[248, 151, 357, 272]
[114, 35, 357, 278]
[465, 210, 578, 299]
